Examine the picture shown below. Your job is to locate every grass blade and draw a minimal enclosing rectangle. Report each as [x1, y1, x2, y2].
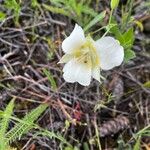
[84, 11, 106, 32]
[43, 68, 57, 91]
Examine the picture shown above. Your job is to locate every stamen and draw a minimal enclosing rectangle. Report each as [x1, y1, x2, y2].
[73, 37, 100, 68]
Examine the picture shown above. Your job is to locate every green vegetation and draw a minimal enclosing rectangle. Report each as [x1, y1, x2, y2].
[4, 0, 21, 24]
[0, 0, 149, 149]
[0, 99, 70, 150]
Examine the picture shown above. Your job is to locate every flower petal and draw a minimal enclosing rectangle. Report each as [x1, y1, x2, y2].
[95, 36, 124, 70]
[58, 54, 73, 63]
[92, 67, 100, 82]
[62, 24, 85, 54]
[63, 59, 91, 86]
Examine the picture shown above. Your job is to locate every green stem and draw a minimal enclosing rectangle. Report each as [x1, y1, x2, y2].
[109, 9, 114, 25]
[94, 120, 102, 150]
[102, 9, 113, 37]
[122, 0, 134, 31]
[90, 26, 106, 36]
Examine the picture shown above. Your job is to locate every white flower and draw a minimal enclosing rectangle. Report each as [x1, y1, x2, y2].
[59, 24, 124, 86]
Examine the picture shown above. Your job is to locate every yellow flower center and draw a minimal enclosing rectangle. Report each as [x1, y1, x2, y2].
[73, 37, 100, 68]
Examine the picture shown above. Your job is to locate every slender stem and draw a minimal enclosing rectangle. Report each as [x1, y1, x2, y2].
[101, 28, 110, 38]
[109, 9, 114, 25]
[122, 0, 134, 31]
[93, 118, 102, 150]
[90, 26, 106, 36]
[101, 9, 114, 37]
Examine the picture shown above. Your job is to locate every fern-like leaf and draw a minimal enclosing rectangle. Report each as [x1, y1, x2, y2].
[5, 103, 48, 145]
[35, 129, 71, 146]
[0, 98, 15, 150]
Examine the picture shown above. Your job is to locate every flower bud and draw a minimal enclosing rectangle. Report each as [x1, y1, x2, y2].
[111, 0, 119, 9]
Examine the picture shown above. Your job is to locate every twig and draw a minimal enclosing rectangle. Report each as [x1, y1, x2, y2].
[0, 37, 19, 48]
[86, 114, 94, 150]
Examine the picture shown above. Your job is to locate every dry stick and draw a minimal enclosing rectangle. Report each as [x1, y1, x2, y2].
[19, 74, 71, 104]
[21, 138, 32, 150]
[86, 114, 94, 150]
[10, 91, 82, 118]
[24, 42, 38, 65]
[7, 75, 63, 107]
[3, 64, 13, 77]
[0, 37, 19, 48]
[38, 4, 66, 26]
[100, 105, 129, 115]
[2, 21, 47, 31]
[9, 64, 94, 105]
[19, 31, 33, 65]
[45, 12, 66, 26]
[1, 71, 88, 105]
[7, 75, 50, 92]
[20, 76, 48, 93]
[145, 98, 150, 125]
[0, 50, 19, 76]
[2, 58, 16, 76]
[57, 99, 77, 125]
[121, 71, 150, 94]
[93, 116, 102, 150]
[125, 64, 150, 71]
[17, 68, 92, 104]
[0, 16, 14, 27]
[2, 50, 18, 59]
[25, 90, 82, 113]
[25, 65, 44, 80]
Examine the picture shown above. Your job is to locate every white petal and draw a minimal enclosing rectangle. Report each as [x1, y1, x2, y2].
[63, 61, 76, 83]
[58, 54, 73, 63]
[92, 67, 100, 82]
[62, 24, 85, 54]
[95, 36, 124, 70]
[63, 59, 91, 86]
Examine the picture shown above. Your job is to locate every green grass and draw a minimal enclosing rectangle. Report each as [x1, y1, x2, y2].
[0, 99, 70, 149]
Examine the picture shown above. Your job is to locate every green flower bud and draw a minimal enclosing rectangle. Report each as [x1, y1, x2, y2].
[111, 0, 119, 9]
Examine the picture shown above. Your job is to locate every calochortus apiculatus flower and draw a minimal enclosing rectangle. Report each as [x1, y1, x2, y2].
[59, 24, 124, 86]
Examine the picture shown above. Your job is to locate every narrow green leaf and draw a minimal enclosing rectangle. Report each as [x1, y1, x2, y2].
[133, 137, 141, 150]
[4, 0, 21, 24]
[143, 81, 150, 88]
[84, 11, 106, 32]
[31, 0, 39, 7]
[36, 129, 71, 146]
[82, 5, 98, 17]
[83, 142, 90, 150]
[64, 147, 74, 150]
[134, 20, 144, 31]
[43, 68, 57, 91]
[42, 4, 71, 17]
[0, 12, 6, 21]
